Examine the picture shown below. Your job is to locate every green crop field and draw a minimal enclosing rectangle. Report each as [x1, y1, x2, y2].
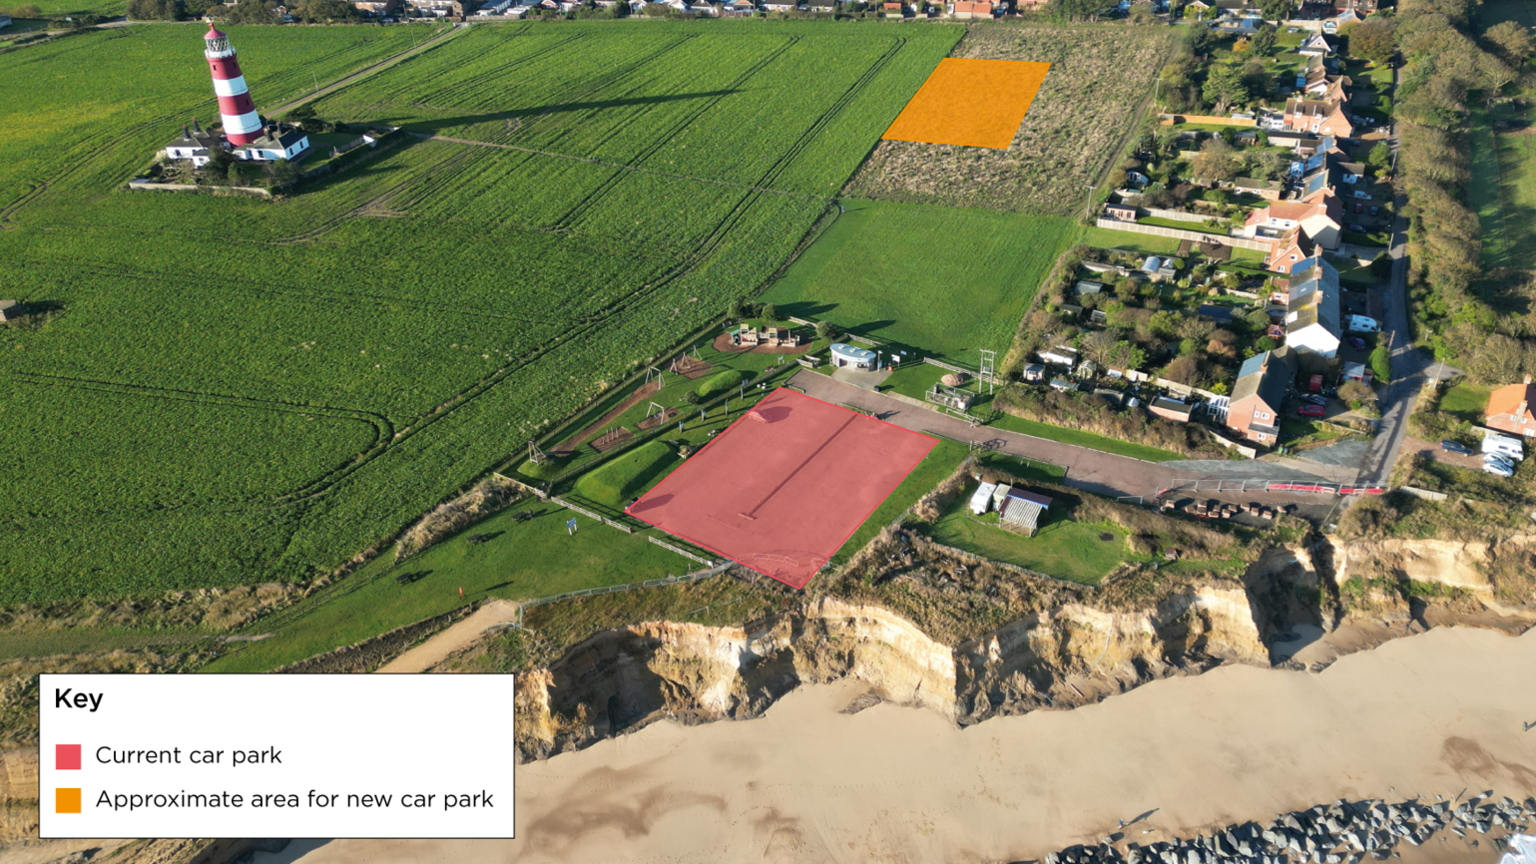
[760, 200, 1079, 358]
[0, 21, 962, 604]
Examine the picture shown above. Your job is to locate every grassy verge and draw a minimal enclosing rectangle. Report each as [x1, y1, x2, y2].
[1439, 381, 1492, 424]
[204, 496, 695, 673]
[989, 411, 1187, 462]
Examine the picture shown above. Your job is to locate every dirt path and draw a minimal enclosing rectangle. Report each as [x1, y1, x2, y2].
[552, 382, 658, 456]
[374, 599, 519, 674]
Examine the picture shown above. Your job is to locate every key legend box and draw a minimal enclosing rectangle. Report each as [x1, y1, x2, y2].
[39, 674, 516, 839]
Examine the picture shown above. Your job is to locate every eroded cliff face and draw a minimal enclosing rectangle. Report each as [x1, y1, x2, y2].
[514, 536, 1536, 762]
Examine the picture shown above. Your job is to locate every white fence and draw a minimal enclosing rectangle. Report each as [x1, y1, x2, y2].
[648, 536, 712, 565]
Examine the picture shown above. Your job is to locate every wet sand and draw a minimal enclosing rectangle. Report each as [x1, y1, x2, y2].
[294, 626, 1536, 864]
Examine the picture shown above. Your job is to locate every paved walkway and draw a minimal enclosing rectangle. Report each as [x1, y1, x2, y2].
[791, 371, 1189, 500]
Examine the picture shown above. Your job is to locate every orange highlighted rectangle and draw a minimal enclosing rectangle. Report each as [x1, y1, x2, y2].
[55, 788, 81, 814]
[882, 58, 1051, 149]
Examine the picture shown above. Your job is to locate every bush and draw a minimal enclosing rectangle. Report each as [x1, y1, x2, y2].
[573, 440, 676, 509]
[1369, 345, 1392, 384]
[694, 369, 746, 400]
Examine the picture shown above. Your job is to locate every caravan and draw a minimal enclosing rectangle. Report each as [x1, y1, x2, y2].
[1482, 432, 1525, 462]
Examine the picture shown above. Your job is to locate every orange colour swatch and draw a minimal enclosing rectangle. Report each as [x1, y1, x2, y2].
[882, 58, 1051, 149]
[56, 788, 81, 814]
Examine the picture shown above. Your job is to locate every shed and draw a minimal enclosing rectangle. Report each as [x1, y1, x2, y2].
[1049, 377, 1077, 392]
[991, 483, 1013, 511]
[1059, 303, 1084, 320]
[1149, 396, 1194, 422]
[1022, 363, 1047, 382]
[999, 489, 1053, 536]
[1342, 360, 1372, 383]
[0, 300, 17, 323]
[970, 482, 999, 515]
[1041, 346, 1079, 367]
[1075, 281, 1105, 296]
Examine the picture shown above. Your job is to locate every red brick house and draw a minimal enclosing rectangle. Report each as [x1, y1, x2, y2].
[1227, 346, 1297, 445]
[1284, 97, 1354, 139]
[1485, 376, 1536, 438]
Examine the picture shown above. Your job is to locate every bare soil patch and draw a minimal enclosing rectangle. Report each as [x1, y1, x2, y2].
[590, 426, 632, 453]
[552, 382, 658, 456]
[668, 355, 715, 379]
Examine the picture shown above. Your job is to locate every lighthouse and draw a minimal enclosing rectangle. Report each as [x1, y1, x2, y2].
[203, 26, 262, 146]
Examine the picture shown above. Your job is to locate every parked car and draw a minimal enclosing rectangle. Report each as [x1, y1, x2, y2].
[1348, 223, 1366, 233]
[1353, 202, 1365, 214]
[1352, 190, 1371, 200]
[1484, 461, 1514, 478]
[1369, 206, 1380, 216]
[1348, 336, 1368, 351]
[1485, 454, 1516, 472]
[1297, 403, 1325, 418]
[1302, 394, 1327, 406]
[1441, 440, 1473, 456]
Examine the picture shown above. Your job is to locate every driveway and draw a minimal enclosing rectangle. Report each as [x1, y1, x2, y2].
[790, 371, 1337, 504]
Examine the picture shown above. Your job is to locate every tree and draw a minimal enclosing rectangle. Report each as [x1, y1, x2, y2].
[1485, 20, 1534, 68]
[1346, 16, 1398, 65]
[1366, 141, 1393, 174]
[1338, 379, 1377, 405]
[815, 319, 838, 342]
[1256, 0, 1291, 21]
[1369, 345, 1392, 383]
[1081, 330, 1118, 368]
[1191, 138, 1243, 184]
[293, 0, 360, 21]
[1129, 0, 1155, 24]
[1202, 63, 1250, 114]
[222, 0, 279, 22]
[1243, 306, 1272, 333]
[127, 0, 181, 19]
[1163, 355, 1202, 385]
[727, 298, 747, 320]
[1108, 340, 1146, 371]
[1250, 23, 1277, 56]
[1370, 252, 1394, 281]
[760, 303, 779, 323]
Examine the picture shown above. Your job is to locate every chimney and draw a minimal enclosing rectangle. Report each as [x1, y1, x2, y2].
[182, 125, 189, 139]
[192, 117, 201, 134]
[1521, 400, 1530, 419]
[1525, 373, 1532, 386]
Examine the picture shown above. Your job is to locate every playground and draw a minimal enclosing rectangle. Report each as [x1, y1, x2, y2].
[626, 388, 937, 589]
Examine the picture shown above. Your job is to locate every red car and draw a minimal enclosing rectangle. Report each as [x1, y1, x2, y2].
[1297, 403, 1325, 418]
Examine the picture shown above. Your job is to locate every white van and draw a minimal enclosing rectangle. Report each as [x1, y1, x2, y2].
[1482, 433, 1525, 461]
[1347, 315, 1380, 333]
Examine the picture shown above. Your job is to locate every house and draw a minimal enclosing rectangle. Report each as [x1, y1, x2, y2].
[1149, 397, 1195, 423]
[1333, 158, 1366, 185]
[951, 0, 992, 16]
[475, 0, 512, 12]
[1266, 227, 1317, 274]
[1298, 32, 1335, 57]
[1283, 256, 1342, 357]
[1022, 363, 1048, 382]
[233, 122, 310, 163]
[1104, 202, 1138, 221]
[1243, 199, 1343, 250]
[717, 0, 754, 13]
[881, 1, 903, 11]
[352, 0, 400, 14]
[1228, 346, 1298, 445]
[1284, 97, 1354, 139]
[806, 0, 834, 9]
[1484, 375, 1536, 438]
[1183, 0, 1212, 15]
[163, 120, 224, 168]
[763, 0, 795, 8]
[1234, 177, 1285, 201]
[999, 488, 1053, 536]
[0, 300, 19, 323]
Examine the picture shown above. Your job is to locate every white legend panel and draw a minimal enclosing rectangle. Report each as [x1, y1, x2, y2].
[39, 674, 515, 839]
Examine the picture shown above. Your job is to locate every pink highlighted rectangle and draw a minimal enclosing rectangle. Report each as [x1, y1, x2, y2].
[627, 388, 937, 589]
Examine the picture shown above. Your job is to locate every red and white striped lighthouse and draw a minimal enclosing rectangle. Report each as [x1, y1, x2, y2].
[203, 26, 262, 146]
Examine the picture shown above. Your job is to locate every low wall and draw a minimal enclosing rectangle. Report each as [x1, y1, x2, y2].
[1398, 486, 1450, 502]
[1143, 207, 1212, 224]
[126, 179, 272, 197]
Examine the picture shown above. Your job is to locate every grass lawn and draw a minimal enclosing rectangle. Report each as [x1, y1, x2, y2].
[1468, 100, 1536, 270]
[1341, 230, 1389, 248]
[1081, 225, 1183, 256]
[205, 496, 695, 673]
[990, 411, 1187, 462]
[760, 199, 1080, 361]
[1440, 381, 1492, 424]
[929, 484, 1133, 585]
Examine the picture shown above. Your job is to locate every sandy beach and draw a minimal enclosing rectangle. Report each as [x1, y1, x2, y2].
[258, 627, 1536, 863]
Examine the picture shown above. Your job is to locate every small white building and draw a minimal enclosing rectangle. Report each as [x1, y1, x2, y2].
[234, 123, 311, 162]
[829, 342, 877, 370]
[163, 120, 225, 168]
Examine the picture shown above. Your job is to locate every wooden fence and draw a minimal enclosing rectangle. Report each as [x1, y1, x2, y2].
[1093, 217, 1272, 252]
